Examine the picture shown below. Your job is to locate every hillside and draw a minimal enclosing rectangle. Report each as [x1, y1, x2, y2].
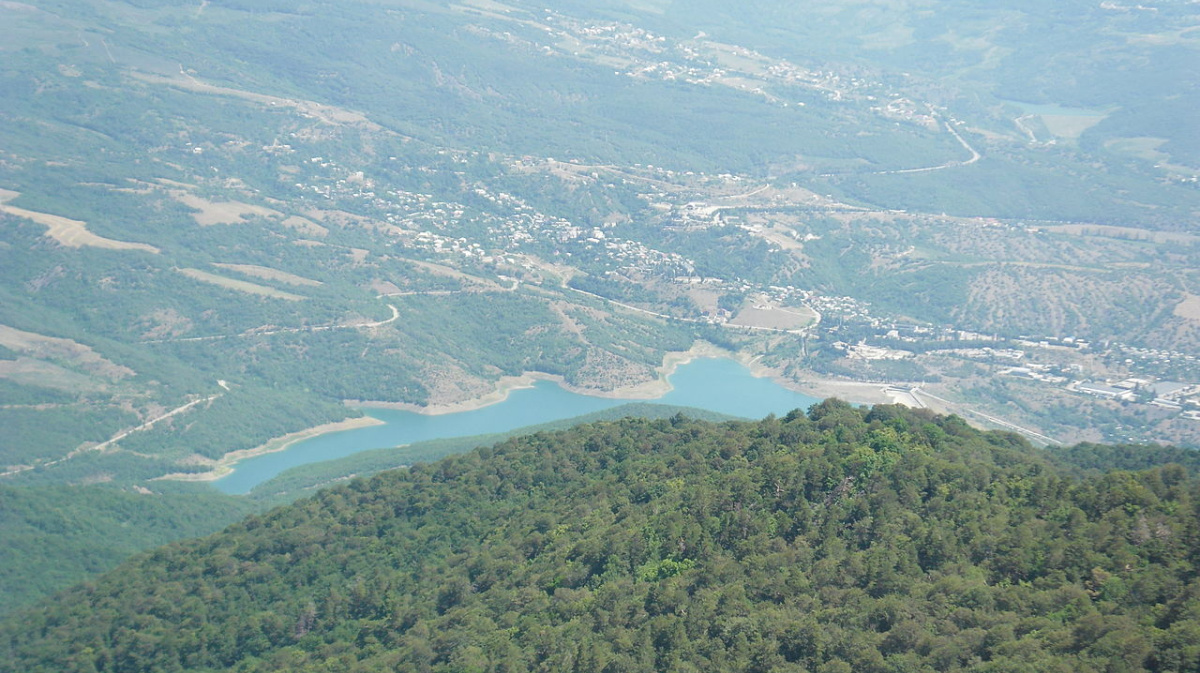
[3, 0, 1200, 490]
[4, 403, 1200, 672]
[0, 484, 258, 616]
[0, 403, 734, 615]
[243, 402, 741, 504]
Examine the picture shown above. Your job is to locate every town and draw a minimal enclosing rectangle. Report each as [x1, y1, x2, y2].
[267, 142, 1200, 448]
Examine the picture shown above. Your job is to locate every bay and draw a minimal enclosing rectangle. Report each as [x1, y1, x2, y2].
[213, 357, 820, 493]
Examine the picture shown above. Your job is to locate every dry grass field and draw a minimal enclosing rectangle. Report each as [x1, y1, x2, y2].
[213, 263, 323, 287]
[1174, 294, 1200, 321]
[0, 190, 159, 253]
[730, 301, 818, 330]
[0, 325, 136, 381]
[173, 193, 282, 226]
[177, 268, 305, 301]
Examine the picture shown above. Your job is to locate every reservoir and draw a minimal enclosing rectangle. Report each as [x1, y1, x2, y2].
[213, 357, 820, 493]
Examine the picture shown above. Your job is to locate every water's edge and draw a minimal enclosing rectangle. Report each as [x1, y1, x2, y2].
[212, 357, 821, 494]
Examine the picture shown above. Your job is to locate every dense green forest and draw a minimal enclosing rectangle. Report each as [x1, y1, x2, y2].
[0, 485, 257, 616]
[0, 404, 733, 616]
[5, 404, 1200, 672]
[246, 402, 739, 505]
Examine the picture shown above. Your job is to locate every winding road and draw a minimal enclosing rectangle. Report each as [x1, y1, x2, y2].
[819, 115, 982, 177]
[143, 304, 399, 344]
[0, 393, 223, 478]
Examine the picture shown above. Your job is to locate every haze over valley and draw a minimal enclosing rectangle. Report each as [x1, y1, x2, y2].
[2, 0, 1200, 641]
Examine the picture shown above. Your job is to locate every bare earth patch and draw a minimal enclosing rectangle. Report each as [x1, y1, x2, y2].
[738, 213, 811, 255]
[370, 279, 406, 296]
[0, 324, 135, 380]
[402, 258, 505, 289]
[281, 215, 329, 237]
[157, 416, 384, 482]
[791, 376, 905, 406]
[1174, 294, 1200, 321]
[0, 358, 101, 392]
[1040, 114, 1105, 139]
[548, 301, 588, 337]
[137, 308, 195, 340]
[303, 208, 380, 229]
[213, 263, 322, 287]
[730, 298, 818, 331]
[132, 71, 380, 129]
[1046, 223, 1199, 245]
[683, 286, 723, 314]
[419, 365, 499, 406]
[0, 189, 159, 253]
[173, 193, 282, 226]
[178, 268, 305, 301]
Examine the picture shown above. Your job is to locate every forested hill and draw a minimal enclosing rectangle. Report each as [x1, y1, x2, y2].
[4, 403, 1200, 672]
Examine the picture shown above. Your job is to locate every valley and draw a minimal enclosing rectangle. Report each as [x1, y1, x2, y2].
[3, 0, 1200, 484]
[0, 0, 1198, 622]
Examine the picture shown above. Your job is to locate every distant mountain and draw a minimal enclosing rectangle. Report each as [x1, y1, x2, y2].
[3, 0, 1199, 484]
[5, 403, 1199, 672]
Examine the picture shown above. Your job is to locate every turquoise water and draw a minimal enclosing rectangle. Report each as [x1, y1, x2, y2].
[213, 357, 819, 494]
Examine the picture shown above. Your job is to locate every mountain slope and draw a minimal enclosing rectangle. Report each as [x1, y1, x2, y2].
[4, 403, 1199, 672]
[4, 0, 1200, 485]
[0, 484, 257, 617]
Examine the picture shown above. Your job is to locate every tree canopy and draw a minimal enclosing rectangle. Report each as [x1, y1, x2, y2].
[4, 403, 1200, 672]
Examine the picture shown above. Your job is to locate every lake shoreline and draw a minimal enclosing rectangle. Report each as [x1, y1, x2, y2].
[349, 341, 739, 416]
[156, 416, 386, 483]
[174, 343, 909, 488]
[165, 344, 729, 484]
